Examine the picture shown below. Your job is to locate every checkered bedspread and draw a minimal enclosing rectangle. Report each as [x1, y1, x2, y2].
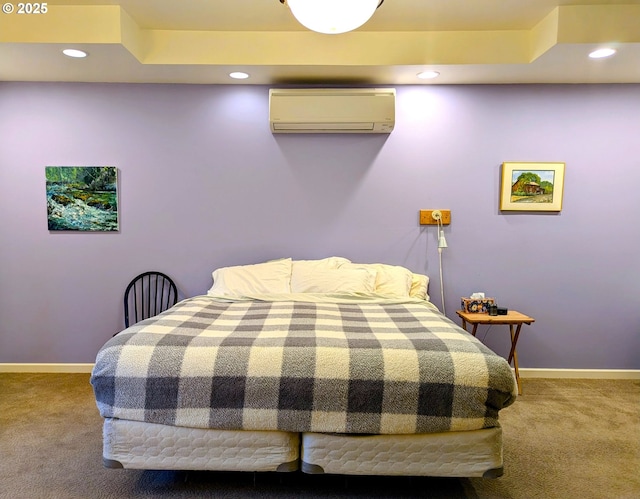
[91, 295, 516, 435]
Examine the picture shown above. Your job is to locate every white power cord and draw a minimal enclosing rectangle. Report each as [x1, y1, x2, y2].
[438, 245, 446, 315]
[432, 211, 448, 316]
[437, 218, 447, 315]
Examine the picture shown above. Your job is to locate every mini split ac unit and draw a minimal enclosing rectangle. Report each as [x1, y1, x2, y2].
[269, 88, 395, 134]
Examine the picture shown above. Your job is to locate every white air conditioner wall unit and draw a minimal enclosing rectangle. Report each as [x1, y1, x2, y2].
[269, 88, 395, 134]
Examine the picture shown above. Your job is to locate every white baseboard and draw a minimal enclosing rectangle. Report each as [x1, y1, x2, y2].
[0, 363, 95, 373]
[0, 364, 639, 379]
[519, 368, 640, 380]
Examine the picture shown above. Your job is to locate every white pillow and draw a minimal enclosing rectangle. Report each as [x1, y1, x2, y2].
[339, 263, 413, 297]
[207, 258, 292, 297]
[290, 257, 351, 292]
[409, 273, 430, 301]
[290, 267, 376, 294]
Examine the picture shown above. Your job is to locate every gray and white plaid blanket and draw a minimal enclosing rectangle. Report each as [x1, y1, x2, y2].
[91, 295, 516, 435]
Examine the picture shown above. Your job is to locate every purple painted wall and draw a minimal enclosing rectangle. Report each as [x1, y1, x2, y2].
[1, 82, 639, 368]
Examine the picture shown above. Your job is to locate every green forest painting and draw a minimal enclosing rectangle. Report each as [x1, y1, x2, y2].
[45, 166, 119, 231]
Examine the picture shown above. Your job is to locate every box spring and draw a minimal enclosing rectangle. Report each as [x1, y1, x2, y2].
[301, 428, 503, 478]
[103, 418, 502, 478]
[102, 418, 299, 472]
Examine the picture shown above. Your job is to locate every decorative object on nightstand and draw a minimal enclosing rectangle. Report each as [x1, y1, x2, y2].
[456, 309, 535, 395]
[460, 294, 496, 314]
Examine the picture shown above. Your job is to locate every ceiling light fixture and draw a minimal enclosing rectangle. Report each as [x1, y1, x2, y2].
[417, 71, 440, 80]
[229, 72, 250, 80]
[62, 49, 88, 58]
[589, 48, 616, 59]
[280, 0, 384, 35]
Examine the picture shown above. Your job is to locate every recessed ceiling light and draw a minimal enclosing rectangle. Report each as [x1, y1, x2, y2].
[229, 72, 250, 80]
[62, 49, 88, 58]
[589, 48, 616, 59]
[417, 71, 440, 80]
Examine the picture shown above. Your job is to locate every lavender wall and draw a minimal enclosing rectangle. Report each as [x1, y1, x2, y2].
[1, 82, 638, 368]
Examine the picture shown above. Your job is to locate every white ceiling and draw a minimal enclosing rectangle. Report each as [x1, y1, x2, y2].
[1, 0, 639, 85]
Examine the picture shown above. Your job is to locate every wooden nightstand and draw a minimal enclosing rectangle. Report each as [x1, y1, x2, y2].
[456, 310, 535, 395]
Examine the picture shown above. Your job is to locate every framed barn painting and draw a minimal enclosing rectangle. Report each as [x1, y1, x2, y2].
[500, 162, 565, 212]
[45, 166, 119, 231]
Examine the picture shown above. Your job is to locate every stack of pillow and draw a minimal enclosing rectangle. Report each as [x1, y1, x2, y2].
[207, 257, 429, 301]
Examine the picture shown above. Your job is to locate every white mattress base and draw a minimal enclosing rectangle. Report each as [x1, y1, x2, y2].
[102, 418, 299, 472]
[102, 419, 502, 478]
[301, 428, 503, 478]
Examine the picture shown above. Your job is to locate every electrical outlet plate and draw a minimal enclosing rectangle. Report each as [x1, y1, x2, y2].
[419, 209, 451, 225]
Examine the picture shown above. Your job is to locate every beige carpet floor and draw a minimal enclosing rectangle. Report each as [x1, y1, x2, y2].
[0, 374, 638, 499]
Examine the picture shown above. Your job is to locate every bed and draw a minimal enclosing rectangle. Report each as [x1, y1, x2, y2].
[90, 257, 517, 478]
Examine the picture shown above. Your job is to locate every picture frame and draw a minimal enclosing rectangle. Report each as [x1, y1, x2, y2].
[45, 166, 119, 231]
[500, 162, 565, 212]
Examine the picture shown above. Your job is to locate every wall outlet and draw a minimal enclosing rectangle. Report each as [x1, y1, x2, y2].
[419, 209, 451, 225]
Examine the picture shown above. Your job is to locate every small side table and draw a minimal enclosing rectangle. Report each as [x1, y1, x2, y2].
[456, 310, 535, 395]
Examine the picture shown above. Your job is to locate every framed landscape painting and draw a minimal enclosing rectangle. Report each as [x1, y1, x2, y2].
[500, 162, 565, 212]
[45, 166, 119, 231]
